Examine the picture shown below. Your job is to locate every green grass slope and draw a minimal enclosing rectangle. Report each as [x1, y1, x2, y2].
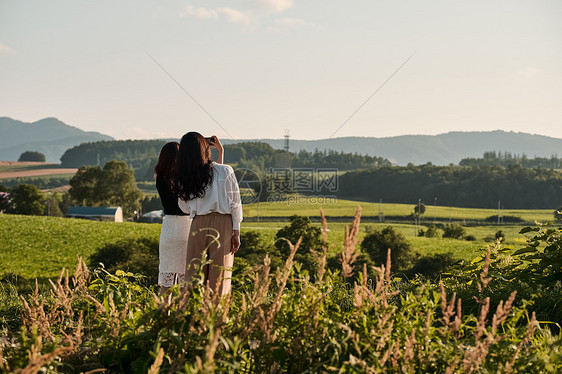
[243, 199, 554, 222]
[0, 215, 160, 279]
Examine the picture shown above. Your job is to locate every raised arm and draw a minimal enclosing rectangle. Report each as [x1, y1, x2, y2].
[209, 135, 224, 164]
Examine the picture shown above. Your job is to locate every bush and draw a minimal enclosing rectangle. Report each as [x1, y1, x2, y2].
[18, 151, 45, 162]
[408, 252, 457, 278]
[484, 215, 524, 223]
[442, 224, 465, 239]
[361, 226, 418, 271]
[419, 224, 440, 238]
[555, 207, 562, 223]
[89, 238, 159, 285]
[465, 234, 476, 241]
[275, 215, 323, 274]
[236, 230, 283, 273]
[495, 230, 505, 243]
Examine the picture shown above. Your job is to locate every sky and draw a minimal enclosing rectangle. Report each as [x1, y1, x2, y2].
[1, 0, 561, 141]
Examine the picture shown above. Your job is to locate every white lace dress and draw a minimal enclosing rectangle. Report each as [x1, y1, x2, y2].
[158, 214, 192, 287]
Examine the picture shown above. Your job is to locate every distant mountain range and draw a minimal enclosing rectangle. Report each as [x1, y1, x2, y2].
[0, 117, 114, 162]
[222, 131, 562, 165]
[2, 117, 561, 165]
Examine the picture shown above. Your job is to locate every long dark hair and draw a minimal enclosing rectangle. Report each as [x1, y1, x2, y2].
[176, 132, 213, 200]
[154, 142, 179, 178]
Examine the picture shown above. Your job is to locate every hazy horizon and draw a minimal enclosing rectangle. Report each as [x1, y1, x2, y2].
[1, 1, 561, 141]
[6, 116, 562, 142]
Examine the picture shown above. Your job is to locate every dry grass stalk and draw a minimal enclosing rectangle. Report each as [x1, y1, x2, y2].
[236, 255, 272, 342]
[474, 297, 490, 340]
[262, 237, 301, 343]
[148, 348, 165, 374]
[463, 291, 517, 373]
[444, 356, 459, 374]
[19, 311, 84, 374]
[403, 329, 416, 367]
[341, 206, 362, 278]
[0, 348, 8, 372]
[369, 250, 397, 309]
[491, 291, 517, 335]
[478, 247, 491, 293]
[504, 312, 536, 374]
[439, 281, 461, 335]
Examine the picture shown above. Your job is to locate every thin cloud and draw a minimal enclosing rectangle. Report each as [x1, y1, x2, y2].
[180, 1, 298, 29]
[0, 42, 15, 55]
[248, 0, 294, 13]
[218, 7, 252, 26]
[181, 5, 252, 26]
[180, 5, 219, 19]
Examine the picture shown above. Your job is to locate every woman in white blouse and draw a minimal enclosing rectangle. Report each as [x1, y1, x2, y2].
[176, 132, 242, 295]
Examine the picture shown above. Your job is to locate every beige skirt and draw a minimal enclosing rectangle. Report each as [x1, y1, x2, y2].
[186, 212, 234, 295]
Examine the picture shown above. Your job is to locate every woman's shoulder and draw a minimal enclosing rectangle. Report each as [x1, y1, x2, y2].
[212, 162, 234, 173]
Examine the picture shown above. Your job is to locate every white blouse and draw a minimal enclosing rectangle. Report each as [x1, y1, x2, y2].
[178, 163, 243, 230]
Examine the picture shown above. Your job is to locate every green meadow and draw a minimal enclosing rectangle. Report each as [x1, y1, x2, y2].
[242, 198, 554, 222]
[0, 215, 161, 279]
[1, 211, 536, 280]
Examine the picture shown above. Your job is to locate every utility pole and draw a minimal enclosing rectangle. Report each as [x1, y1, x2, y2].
[434, 197, 437, 223]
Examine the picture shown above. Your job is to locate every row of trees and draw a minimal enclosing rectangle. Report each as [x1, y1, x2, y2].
[1, 161, 143, 217]
[59, 140, 391, 181]
[0, 184, 70, 216]
[338, 164, 562, 209]
[460, 151, 562, 169]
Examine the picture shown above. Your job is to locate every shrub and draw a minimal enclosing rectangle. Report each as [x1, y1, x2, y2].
[555, 207, 562, 223]
[495, 230, 505, 242]
[18, 151, 45, 162]
[422, 224, 440, 238]
[236, 230, 283, 272]
[361, 226, 418, 271]
[408, 252, 457, 278]
[442, 223, 465, 239]
[484, 215, 524, 223]
[465, 234, 476, 241]
[89, 238, 159, 285]
[275, 215, 323, 274]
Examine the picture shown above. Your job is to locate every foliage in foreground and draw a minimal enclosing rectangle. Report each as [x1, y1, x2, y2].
[1, 211, 562, 373]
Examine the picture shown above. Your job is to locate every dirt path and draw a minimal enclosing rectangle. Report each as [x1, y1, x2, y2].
[0, 169, 77, 179]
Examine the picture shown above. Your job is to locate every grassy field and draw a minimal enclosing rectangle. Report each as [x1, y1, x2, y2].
[0, 215, 161, 279]
[242, 199, 555, 222]
[241, 221, 527, 263]
[0, 208, 539, 281]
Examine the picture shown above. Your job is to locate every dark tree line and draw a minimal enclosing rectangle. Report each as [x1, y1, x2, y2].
[60, 140, 391, 181]
[338, 164, 562, 209]
[460, 151, 562, 169]
[60, 140, 166, 181]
